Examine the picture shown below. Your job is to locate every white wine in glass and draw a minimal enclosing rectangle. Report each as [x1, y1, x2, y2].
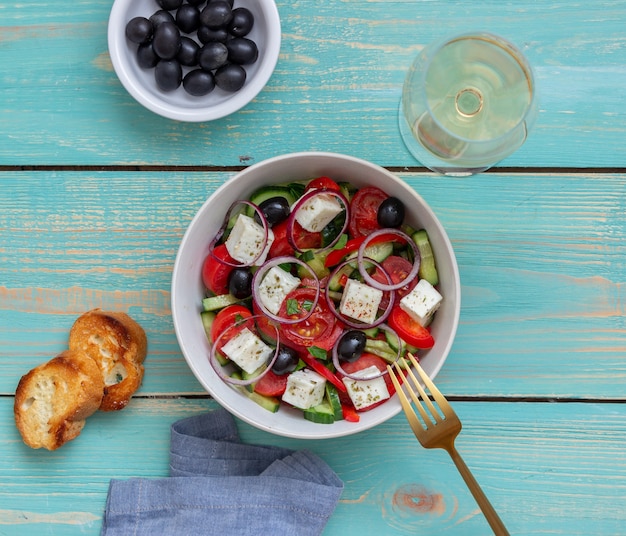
[400, 32, 537, 176]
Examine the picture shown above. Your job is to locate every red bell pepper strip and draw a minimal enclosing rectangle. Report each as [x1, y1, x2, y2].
[299, 352, 347, 393]
[341, 403, 360, 422]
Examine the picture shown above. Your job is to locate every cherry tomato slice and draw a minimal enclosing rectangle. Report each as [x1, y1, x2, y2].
[278, 288, 335, 348]
[290, 220, 322, 250]
[371, 255, 419, 309]
[202, 244, 236, 295]
[348, 186, 388, 238]
[387, 306, 435, 349]
[268, 220, 295, 258]
[305, 176, 342, 192]
[210, 304, 252, 345]
[254, 369, 289, 397]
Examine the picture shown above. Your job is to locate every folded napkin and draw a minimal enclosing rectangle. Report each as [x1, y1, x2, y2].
[101, 409, 343, 536]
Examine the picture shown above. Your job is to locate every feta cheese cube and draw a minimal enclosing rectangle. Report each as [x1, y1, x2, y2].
[339, 279, 383, 325]
[257, 266, 301, 315]
[225, 214, 274, 265]
[294, 193, 344, 233]
[221, 327, 274, 374]
[282, 369, 326, 410]
[342, 365, 390, 410]
[400, 279, 443, 327]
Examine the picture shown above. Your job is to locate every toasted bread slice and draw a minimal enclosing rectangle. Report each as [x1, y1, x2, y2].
[68, 309, 147, 411]
[14, 349, 105, 450]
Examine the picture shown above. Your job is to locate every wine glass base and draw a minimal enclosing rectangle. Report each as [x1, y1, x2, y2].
[398, 104, 492, 177]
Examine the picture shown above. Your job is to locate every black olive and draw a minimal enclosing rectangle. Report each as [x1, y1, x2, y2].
[257, 196, 290, 226]
[137, 42, 159, 69]
[154, 59, 182, 91]
[125, 17, 153, 45]
[227, 268, 253, 299]
[377, 197, 405, 228]
[228, 8, 254, 37]
[175, 4, 200, 34]
[214, 63, 246, 92]
[197, 25, 229, 44]
[177, 36, 200, 67]
[272, 346, 299, 375]
[226, 37, 258, 65]
[149, 10, 175, 29]
[337, 330, 367, 362]
[197, 42, 228, 71]
[152, 21, 181, 60]
[183, 69, 215, 96]
[200, 1, 233, 29]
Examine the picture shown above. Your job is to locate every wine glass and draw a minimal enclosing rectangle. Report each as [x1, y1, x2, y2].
[399, 32, 537, 176]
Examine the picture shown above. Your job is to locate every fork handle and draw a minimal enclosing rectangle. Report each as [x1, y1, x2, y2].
[446, 445, 510, 536]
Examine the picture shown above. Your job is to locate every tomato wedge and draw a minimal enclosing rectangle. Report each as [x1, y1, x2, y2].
[210, 304, 252, 345]
[254, 369, 289, 397]
[371, 255, 418, 309]
[339, 352, 396, 411]
[387, 305, 435, 349]
[268, 220, 295, 258]
[202, 244, 235, 295]
[305, 176, 342, 192]
[348, 186, 388, 238]
[278, 288, 336, 348]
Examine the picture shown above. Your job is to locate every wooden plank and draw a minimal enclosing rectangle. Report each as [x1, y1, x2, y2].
[0, 1, 624, 167]
[1, 171, 624, 398]
[1, 397, 626, 535]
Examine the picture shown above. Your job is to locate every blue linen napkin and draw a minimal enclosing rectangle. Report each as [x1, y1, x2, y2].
[101, 409, 343, 536]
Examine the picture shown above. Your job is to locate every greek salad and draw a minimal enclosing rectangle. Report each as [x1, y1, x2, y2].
[200, 176, 443, 424]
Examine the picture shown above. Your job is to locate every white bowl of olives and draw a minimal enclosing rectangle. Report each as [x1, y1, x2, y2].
[108, 0, 281, 121]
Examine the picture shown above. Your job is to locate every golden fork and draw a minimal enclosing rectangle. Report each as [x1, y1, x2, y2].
[387, 353, 510, 536]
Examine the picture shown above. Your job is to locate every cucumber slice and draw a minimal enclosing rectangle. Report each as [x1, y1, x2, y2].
[200, 311, 229, 365]
[200, 311, 216, 342]
[241, 364, 267, 393]
[230, 372, 280, 412]
[328, 263, 354, 291]
[412, 229, 439, 286]
[303, 400, 336, 424]
[364, 339, 398, 364]
[362, 326, 379, 338]
[202, 294, 240, 311]
[346, 241, 394, 269]
[246, 185, 298, 218]
[325, 384, 344, 421]
[297, 249, 330, 279]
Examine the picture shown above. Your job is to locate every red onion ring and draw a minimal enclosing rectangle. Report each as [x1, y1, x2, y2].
[251, 255, 320, 324]
[332, 323, 402, 380]
[209, 315, 280, 386]
[287, 188, 349, 253]
[325, 257, 395, 329]
[357, 228, 420, 291]
[208, 200, 270, 268]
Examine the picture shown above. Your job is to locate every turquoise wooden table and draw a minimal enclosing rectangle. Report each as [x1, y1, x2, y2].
[1, 1, 625, 534]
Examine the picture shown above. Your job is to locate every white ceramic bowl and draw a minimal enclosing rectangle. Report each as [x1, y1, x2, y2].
[108, 0, 281, 121]
[172, 152, 461, 438]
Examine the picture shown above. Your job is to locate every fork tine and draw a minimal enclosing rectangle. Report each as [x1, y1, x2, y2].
[396, 359, 443, 425]
[387, 365, 426, 432]
[390, 362, 436, 428]
[407, 353, 454, 414]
